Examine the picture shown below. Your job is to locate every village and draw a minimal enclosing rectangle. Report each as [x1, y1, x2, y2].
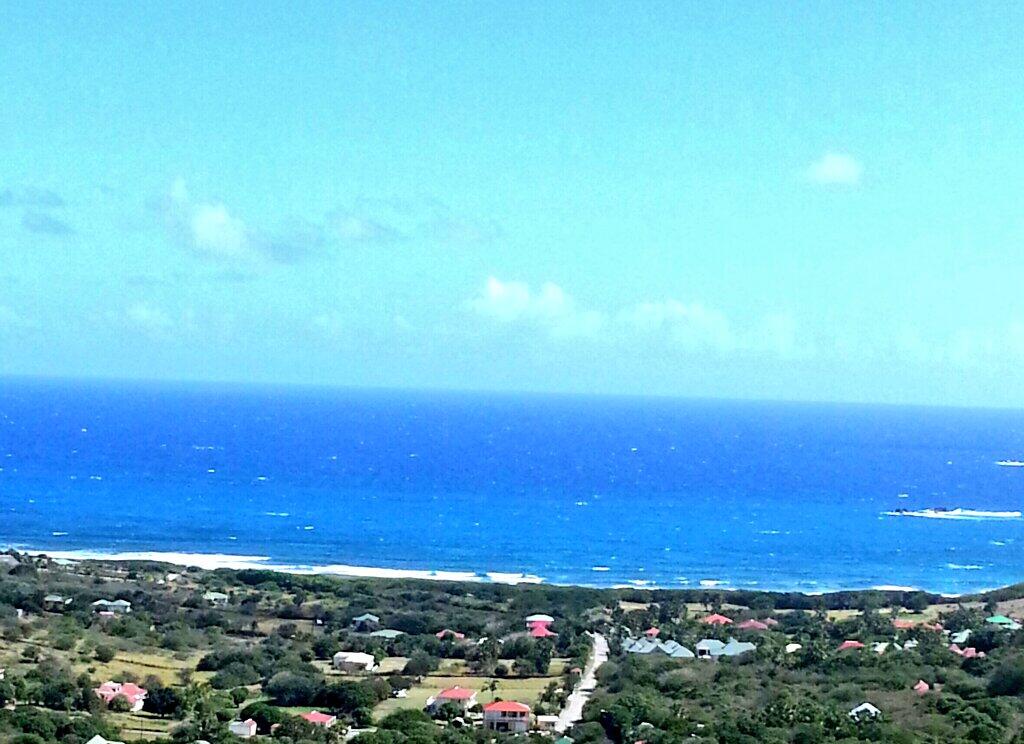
[3, 551, 1024, 743]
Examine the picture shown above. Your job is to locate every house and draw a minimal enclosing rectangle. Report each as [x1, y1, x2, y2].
[228, 719, 257, 738]
[536, 714, 560, 732]
[300, 711, 337, 728]
[950, 629, 972, 645]
[892, 619, 915, 630]
[913, 680, 930, 695]
[644, 627, 660, 638]
[721, 639, 756, 657]
[483, 700, 532, 733]
[426, 686, 477, 713]
[435, 629, 466, 641]
[529, 622, 557, 638]
[85, 736, 126, 744]
[524, 614, 554, 628]
[702, 613, 733, 626]
[203, 591, 229, 607]
[351, 613, 381, 632]
[986, 615, 1022, 630]
[333, 651, 375, 673]
[368, 628, 405, 640]
[94, 681, 148, 712]
[623, 637, 694, 659]
[695, 639, 726, 659]
[92, 599, 132, 614]
[838, 640, 865, 651]
[784, 643, 803, 654]
[736, 619, 769, 631]
[43, 594, 73, 611]
[848, 702, 881, 721]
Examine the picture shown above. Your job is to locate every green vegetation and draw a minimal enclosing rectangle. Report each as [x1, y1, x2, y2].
[2, 551, 1024, 742]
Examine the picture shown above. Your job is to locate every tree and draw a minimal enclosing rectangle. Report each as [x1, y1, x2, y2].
[94, 645, 116, 663]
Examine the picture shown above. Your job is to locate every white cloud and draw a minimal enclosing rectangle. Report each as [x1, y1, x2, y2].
[620, 300, 735, 352]
[126, 302, 174, 336]
[190, 203, 248, 256]
[467, 277, 605, 338]
[467, 278, 806, 357]
[806, 152, 862, 186]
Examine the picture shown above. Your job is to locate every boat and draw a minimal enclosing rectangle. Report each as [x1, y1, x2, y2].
[884, 507, 1022, 520]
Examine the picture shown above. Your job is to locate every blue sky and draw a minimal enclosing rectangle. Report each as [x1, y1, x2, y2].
[2, 2, 1023, 407]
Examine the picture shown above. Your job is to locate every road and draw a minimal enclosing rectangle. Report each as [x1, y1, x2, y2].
[555, 631, 608, 733]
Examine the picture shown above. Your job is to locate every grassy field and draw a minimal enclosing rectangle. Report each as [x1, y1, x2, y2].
[81, 649, 212, 686]
[107, 711, 175, 741]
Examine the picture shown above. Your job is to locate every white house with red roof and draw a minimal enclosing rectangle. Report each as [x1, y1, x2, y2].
[426, 686, 478, 713]
[94, 681, 147, 712]
[300, 711, 337, 728]
[483, 700, 532, 733]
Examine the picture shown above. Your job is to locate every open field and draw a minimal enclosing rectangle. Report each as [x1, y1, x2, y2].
[374, 672, 561, 718]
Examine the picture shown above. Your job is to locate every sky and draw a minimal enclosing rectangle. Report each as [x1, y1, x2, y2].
[2, 2, 1024, 407]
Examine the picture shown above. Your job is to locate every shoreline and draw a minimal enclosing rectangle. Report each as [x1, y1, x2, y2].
[11, 545, 1011, 598]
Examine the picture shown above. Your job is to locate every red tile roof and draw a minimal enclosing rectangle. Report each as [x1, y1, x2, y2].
[484, 700, 531, 714]
[838, 640, 865, 650]
[702, 614, 733, 625]
[530, 624, 557, 638]
[437, 686, 476, 700]
[300, 711, 336, 726]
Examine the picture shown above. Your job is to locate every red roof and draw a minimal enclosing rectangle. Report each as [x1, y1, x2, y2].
[702, 614, 733, 625]
[838, 640, 865, 650]
[484, 700, 531, 714]
[95, 682, 147, 702]
[437, 686, 476, 700]
[300, 711, 336, 725]
[530, 624, 557, 638]
[644, 627, 660, 638]
[892, 619, 915, 629]
[436, 629, 466, 640]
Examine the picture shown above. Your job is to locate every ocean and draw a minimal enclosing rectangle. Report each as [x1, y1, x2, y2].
[1, 377, 1023, 595]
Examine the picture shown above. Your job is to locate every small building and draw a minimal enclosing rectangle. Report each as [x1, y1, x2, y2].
[529, 622, 557, 638]
[695, 639, 726, 659]
[721, 639, 756, 657]
[785, 643, 802, 654]
[736, 619, 769, 631]
[536, 714, 560, 732]
[986, 615, 1022, 630]
[950, 629, 972, 645]
[426, 686, 478, 714]
[436, 628, 466, 640]
[351, 613, 381, 632]
[623, 637, 694, 659]
[701, 613, 733, 626]
[892, 619, 915, 630]
[85, 736, 126, 744]
[43, 594, 73, 612]
[644, 627, 660, 638]
[913, 680, 930, 695]
[203, 591, 229, 607]
[228, 718, 257, 738]
[300, 711, 337, 728]
[94, 681, 148, 712]
[838, 640, 865, 651]
[368, 628, 405, 640]
[848, 702, 881, 721]
[92, 599, 132, 614]
[333, 651, 375, 673]
[483, 700, 532, 733]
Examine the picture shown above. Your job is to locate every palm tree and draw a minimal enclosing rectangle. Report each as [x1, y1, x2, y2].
[484, 678, 501, 702]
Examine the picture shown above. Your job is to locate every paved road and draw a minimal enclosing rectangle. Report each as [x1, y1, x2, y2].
[555, 631, 608, 733]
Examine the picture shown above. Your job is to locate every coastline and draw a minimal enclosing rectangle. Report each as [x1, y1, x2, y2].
[12, 545, 1012, 597]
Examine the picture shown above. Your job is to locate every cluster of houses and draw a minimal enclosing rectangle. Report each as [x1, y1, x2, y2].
[93, 681, 148, 712]
[622, 613, 761, 660]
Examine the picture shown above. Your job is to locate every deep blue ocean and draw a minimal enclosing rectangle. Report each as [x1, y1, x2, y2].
[2, 378, 1024, 594]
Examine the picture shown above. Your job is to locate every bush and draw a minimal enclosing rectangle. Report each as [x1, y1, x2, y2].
[94, 645, 116, 663]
